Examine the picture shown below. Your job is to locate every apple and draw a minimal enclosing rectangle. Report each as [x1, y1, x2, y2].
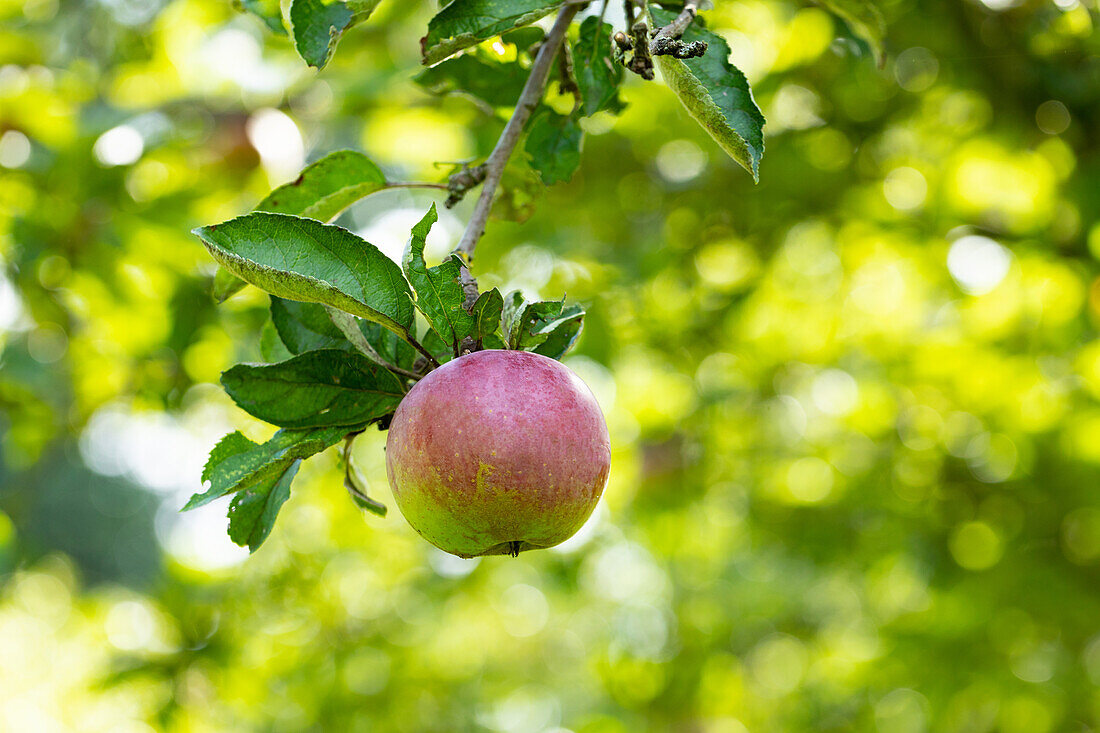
[385, 349, 611, 558]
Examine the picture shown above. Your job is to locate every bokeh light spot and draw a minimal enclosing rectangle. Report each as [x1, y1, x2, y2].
[874, 688, 928, 733]
[1036, 100, 1070, 135]
[883, 167, 928, 211]
[655, 139, 707, 183]
[749, 634, 807, 696]
[949, 521, 1003, 570]
[246, 108, 305, 185]
[947, 235, 1011, 295]
[1062, 507, 1100, 564]
[0, 130, 31, 168]
[894, 47, 939, 93]
[93, 125, 144, 167]
[497, 584, 550, 638]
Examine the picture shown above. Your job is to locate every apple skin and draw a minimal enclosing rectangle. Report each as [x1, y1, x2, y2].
[385, 349, 611, 558]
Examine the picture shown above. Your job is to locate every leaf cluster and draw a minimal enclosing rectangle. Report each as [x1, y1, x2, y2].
[239, 0, 885, 203]
[185, 151, 585, 551]
[201, 0, 890, 549]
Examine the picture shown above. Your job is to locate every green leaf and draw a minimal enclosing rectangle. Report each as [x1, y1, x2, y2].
[184, 426, 348, 510]
[256, 150, 387, 223]
[423, 328, 454, 364]
[361, 321, 418, 370]
[214, 151, 391, 302]
[221, 349, 405, 428]
[402, 204, 475, 353]
[289, 0, 353, 69]
[531, 302, 584, 358]
[270, 297, 348, 354]
[228, 460, 299, 552]
[500, 26, 545, 50]
[501, 289, 527, 345]
[525, 110, 583, 185]
[212, 151, 391, 302]
[511, 299, 565, 349]
[812, 0, 886, 67]
[649, 6, 766, 182]
[288, 0, 381, 68]
[503, 292, 565, 348]
[238, 0, 287, 35]
[346, 0, 381, 19]
[421, 0, 562, 66]
[260, 320, 295, 362]
[573, 16, 625, 117]
[213, 266, 248, 303]
[413, 53, 529, 109]
[201, 432, 260, 493]
[469, 287, 504, 347]
[499, 293, 583, 355]
[268, 297, 414, 368]
[193, 212, 415, 339]
[287, 0, 382, 67]
[482, 333, 507, 350]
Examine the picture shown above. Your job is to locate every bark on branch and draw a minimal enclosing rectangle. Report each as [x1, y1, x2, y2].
[451, 2, 581, 261]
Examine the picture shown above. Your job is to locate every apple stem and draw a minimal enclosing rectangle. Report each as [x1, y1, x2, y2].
[509, 541, 521, 558]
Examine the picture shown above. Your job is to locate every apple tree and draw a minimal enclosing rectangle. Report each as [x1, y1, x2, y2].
[185, 0, 886, 554]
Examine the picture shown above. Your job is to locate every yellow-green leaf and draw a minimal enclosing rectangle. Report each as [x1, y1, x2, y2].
[649, 6, 765, 181]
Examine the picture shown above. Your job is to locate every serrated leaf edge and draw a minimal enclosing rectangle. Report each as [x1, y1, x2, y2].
[193, 214, 414, 340]
[421, 2, 562, 66]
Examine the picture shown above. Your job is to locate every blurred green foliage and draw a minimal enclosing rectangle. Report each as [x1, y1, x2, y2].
[2, 0, 1100, 730]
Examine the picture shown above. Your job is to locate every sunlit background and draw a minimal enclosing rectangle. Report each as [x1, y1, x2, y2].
[2, 0, 1100, 730]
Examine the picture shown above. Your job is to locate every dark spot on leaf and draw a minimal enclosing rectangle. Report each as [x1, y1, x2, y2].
[292, 174, 305, 186]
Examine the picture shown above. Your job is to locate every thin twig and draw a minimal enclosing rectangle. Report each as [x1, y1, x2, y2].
[325, 306, 423, 381]
[451, 2, 581, 260]
[388, 168, 487, 209]
[445, 163, 487, 208]
[386, 182, 450, 191]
